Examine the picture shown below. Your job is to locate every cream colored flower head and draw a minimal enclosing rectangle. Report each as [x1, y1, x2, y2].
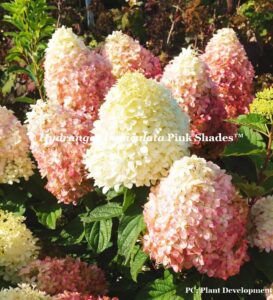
[0, 210, 39, 282]
[0, 284, 52, 300]
[249, 195, 273, 252]
[84, 72, 190, 193]
[0, 106, 34, 184]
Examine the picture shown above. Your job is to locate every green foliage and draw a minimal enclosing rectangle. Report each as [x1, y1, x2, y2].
[136, 270, 201, 300]
[117, 204, 145, 264]
[223, 126, 266, 156]
[1, 0, 55, 100]
[239, 0, 273, 42]
[33, 201, 62, 230]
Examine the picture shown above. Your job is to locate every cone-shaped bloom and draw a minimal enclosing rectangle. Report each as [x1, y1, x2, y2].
[161, 47, 229, 148]
[84, 72, 190, 193]
[0, 106, 34, 184]
[249, 196, 273, 252]
[203, 28, 254, 118]
[26, 100, 93, 204]
[0, 284, 52, 300]
[100, 31, 162, 79]
[44, 26, 115, 114]
[143, 155, 249, 280]
[0, 210, 39, 283]
[20, 256, 108, 296]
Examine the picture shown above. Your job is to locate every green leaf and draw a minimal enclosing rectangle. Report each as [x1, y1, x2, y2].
[59, 216, 85, 245]
[117, 206, 145, 264]
[236, 182, 265, 197]
[123, 188, 136, 212]
[33, 202, 62, 230]
[228, 114, 268, 134]
[136, 271, 187, 300]
[84, 219, 112, 253]
[262, 176, 273, 194]
[130, 246, 148, 282]
[7, 65, 36, 82]
[105, 187, 126, 201]
[1, 73, 16, 96]
[81, 202, 123, 223]
[251, 247, 273, 281]
[14, 96, 36, 104]
[223, 126, 266, 156]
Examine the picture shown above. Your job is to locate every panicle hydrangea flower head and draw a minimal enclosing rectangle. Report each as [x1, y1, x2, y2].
[20, 256, 108, 296]
[84, 72, 190, 193]
[55, 291, 118, 300]
[26, 100, 93, 204]
[45, 26, 115, 114]
[0, 210, 39, 283]
[143, 155, 249, 280]
[0, 284, 52, 300]
[100, 31, 162, 79]
[250, 87, 273, 118]
[249, 195, 273, 252]
[161, 47, 229, 149]
[0, 106, 34, 184]
[203, 28, 254, 118]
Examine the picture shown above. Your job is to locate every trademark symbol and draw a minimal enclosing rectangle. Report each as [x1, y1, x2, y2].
[235, 133, 244, 138]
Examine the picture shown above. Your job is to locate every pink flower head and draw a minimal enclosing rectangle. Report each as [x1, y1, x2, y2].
[143, 155, 249, 280]
[161, 47, 235, 156]
[100, 31, 162, 79]
[45, 26, 115, 114]
[20, 256, 108, 296]
[55, 291, 118, 300]
[203, 28, 254, 118]
[26, 100, 93, 204]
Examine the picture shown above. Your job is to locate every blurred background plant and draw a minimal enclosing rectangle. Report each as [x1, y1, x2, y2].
[0, 0, 55, 111]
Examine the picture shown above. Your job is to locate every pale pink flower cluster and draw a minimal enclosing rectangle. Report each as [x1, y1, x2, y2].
[26, 100, 93, 204]
[249, 196, 273, 252]
[0, 106, 34, 184]
[55, 291, 118, 300]
[45, 26, 115, 114]
[143, 155, 249, 280]
[161, 47, 228, 149]
[203, 28, 254, 118]
[100, 31, 162, 79]
[20, 256, 108, 296]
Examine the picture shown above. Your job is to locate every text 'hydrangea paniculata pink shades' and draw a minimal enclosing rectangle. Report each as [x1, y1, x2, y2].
[100, 31, 162, 79]
[203, 28, 254, 118]
[55, 292, 118, 300]
[44, 26, 115, 114]
[249, 196, 273, 252]
[161, 47, 228, 149]
[0, 284, 52, 300]
[0, 210, 39, 283]
[0, 106, 34, 184]
[20, 256, 108, 296]
[26, 100, 93, 204]
[143, 155, 249, 280]
[84, 72, 190, 193]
